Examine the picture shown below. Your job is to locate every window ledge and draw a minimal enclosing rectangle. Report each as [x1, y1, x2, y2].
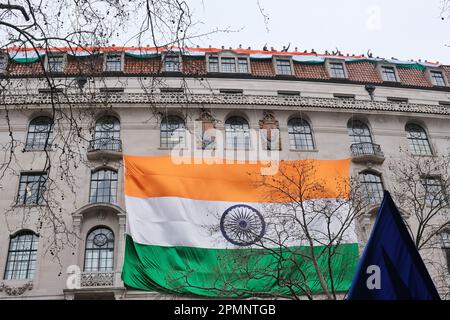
[289, 148, 319, 152]
[23, 148, 53, 153]
[13, 204, 47, 208]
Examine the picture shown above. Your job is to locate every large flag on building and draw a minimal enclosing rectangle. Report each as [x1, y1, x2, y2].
[347, 191, 441, 300]
[121, 156, 360, 297]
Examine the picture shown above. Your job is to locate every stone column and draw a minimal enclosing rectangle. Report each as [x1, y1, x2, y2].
[72, 213, 83, 267]
[115, 212, 127, 287]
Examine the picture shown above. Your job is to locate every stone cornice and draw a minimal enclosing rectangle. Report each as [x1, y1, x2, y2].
[1, 93, 450, 116]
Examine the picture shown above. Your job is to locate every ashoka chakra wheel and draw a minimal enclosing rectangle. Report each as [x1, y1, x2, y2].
[220, 204, 266, 246]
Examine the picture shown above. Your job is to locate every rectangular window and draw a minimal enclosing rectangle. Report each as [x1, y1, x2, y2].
[17, 173, 47, 205]
[208, 56, 219, 72]
[99, 87, 125, 93]
[329, 62, 346, 78]
[164, 55, 181, 72]
[219, 89, 243, 95]
[89, 170, 118, 204]
[381, 66, 397, 82]
[421, 177, 447, 207]
[276, 59, 292, 75]
[48, 55, 64, 73]
[334, 93, 355, 99]
[221, 57, 236, 73]
[430, 71, 446, 87]
[278, 90, 300, 96]
[387, 97, 408, 104]
[38, 88, 64, 94]
[237, 58, 249, 73]
[105, 54, 122, 72]
[160, 87, 184, 93]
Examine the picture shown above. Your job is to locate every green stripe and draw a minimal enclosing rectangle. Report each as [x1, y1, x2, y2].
[121, 235, 359, 298]
[12, 56, 43, 63]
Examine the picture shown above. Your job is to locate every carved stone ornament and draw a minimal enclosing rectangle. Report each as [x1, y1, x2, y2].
[259, 110, 279, 128]
[3, 93, 450, 116]
[0, 282, 33, 296]
[197, 109, 216, 122]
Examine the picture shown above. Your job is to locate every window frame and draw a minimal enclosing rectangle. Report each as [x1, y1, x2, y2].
[274, 57, 293, 76]
[104, 53, 124, 73]
[89, 168, 118, 204]
[46, 53, 66, 73]
[83, 227, 115, 272]
[94, 115, 121, 151]
[359, 171, 385, 206]
[25, 116, 54, 151]
[326, 59, 348, 79]
[421, 176, 448, 207]
[206, 53, 251, 74]
[405, 123, 433, 156]
[347, 119, 373, 144]
[225, 116, 251, 150]
[427, 68, 448, 87]
[441, 232, 450, 273]
[16, 172, 48, 206]
[378, 64, 399, 82]
[4, 231, 39, 280]
[162, 53, 182, 72]
[160, 115, 186, 148]
[0, 52, 8, 72]
[287, 117, 315, 151]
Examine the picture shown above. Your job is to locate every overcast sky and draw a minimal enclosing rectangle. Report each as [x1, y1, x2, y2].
[185, 0, 449, 64]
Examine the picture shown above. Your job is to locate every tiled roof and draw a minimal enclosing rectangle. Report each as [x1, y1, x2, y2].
[1, 46, 449, 90]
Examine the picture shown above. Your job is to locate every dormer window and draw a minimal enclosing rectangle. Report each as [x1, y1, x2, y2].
[207, 54, 250, 73]
[0, 54, 7, 72]
[105, 54, 122, 72]
[221, 57, 236, 73]
[275, 58, 292, 75]
[47, 54, 65, 73]
[380, 65, 398, 82]
[208, 56, 219, 72]
[237, 58, 249, 73]
[329, 62, 346, 78]
[163, 55, 181, 72]
[430, 70, 446, 87]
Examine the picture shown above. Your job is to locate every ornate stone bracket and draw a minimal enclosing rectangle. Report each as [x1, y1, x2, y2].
[0, 282, 33, 296]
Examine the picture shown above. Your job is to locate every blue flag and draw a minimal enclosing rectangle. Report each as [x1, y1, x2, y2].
[347, 191, 441, 300]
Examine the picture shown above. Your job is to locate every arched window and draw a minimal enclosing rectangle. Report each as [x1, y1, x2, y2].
[288, 118, 314, 150]
[160, 115, 186, 148]
[441, 232, 450, 273]
[25, 116, 53, 151]
[4, 231, 38, 280]
[348, 120, 375, 155]
[359, 171, 384, 205]
[94, 116, 121, 151]
[89, 169, 118, 204]
[405, 123, 432, 155]
[347, 120, 373, 144]
[225, 116, 250, 149]
[84, 227, 114, 272]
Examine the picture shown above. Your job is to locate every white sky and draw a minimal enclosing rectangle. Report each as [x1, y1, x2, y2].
[185, 0, 449, 64]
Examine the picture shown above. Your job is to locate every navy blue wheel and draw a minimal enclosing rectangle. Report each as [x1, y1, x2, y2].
[220, 204, 266, 246]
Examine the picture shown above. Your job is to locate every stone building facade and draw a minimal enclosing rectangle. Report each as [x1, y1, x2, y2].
[0, 47, 449, 299]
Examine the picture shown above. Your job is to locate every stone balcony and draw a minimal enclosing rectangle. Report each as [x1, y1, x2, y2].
[80, 272, 115, 288]
[350, 142, 385, 164]
[63, 271, 124, 300]
[86, 138, 122, 161]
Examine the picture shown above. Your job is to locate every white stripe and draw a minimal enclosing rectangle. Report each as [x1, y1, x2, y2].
[125, 196, 357, 249]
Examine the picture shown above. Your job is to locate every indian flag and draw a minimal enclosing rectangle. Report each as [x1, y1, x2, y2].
[121, 156, 360, 297]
